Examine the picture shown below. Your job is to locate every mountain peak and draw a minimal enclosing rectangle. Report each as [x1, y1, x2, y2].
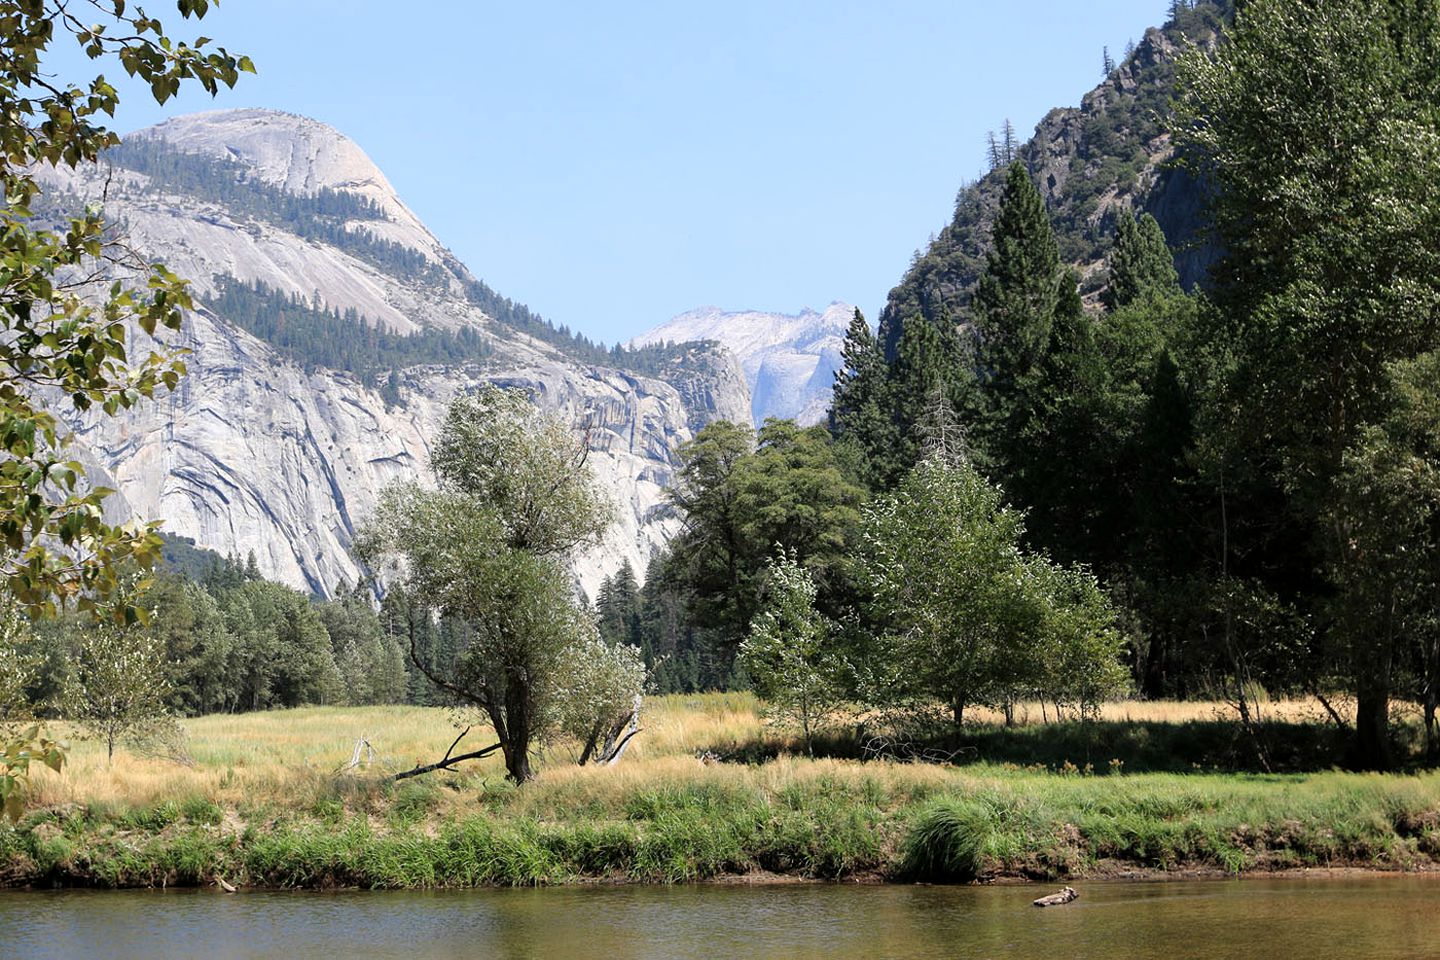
[630, 302, 855, 427]
[127, 108, 430, 241]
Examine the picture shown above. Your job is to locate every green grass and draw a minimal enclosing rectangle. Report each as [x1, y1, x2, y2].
[3, 766, 1438, 889]
[4, 698, 1438, 889]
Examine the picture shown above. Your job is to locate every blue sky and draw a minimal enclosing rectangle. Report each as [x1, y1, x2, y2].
[56, 1, 1168, 343]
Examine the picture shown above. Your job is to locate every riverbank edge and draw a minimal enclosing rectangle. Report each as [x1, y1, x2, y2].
[2, 806, 1437, 891]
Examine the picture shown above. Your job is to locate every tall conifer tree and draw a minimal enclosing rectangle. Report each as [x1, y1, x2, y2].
[830, 309, 896, 490]
[971, 161, 1067, 467]
[1102, 211, 1180, 311]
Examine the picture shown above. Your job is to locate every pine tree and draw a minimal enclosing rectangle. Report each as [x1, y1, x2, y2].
[1012, 271, 1108, 563]
[829, 309, 896, 490]
[916, 380, 969, 468]
[972, 161, 1063, 426]
[887, 315, 967, 482]
[986, 130, 1002, 171]
[599, 560, 642, 647]
[1102, 212, 1180, 311]
[1001, 119, 1018, 165]
[1103, 46, 1116, 76]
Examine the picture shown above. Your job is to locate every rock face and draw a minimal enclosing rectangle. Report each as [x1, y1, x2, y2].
[629, 303, 855, 427]
[38, 108, 751, 599]
[877, 8, 1227, 354]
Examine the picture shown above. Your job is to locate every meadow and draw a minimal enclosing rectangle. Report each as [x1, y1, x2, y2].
[2, 694, 1438, 889]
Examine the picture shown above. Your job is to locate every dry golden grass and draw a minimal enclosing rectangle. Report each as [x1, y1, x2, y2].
[965, 698, 1337, 726]
[12, 694, 1440, 888]
[18, 693, 1362, 814]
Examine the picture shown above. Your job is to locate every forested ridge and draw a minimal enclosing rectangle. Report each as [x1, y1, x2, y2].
[102, 138, 712, 380]
[879, 0, 1234, 356]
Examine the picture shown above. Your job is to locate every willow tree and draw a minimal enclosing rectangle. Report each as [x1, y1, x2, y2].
[359, 386, 619, 782]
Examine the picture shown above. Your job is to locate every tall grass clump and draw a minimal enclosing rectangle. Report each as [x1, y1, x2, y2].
[900, 795, 996, 882]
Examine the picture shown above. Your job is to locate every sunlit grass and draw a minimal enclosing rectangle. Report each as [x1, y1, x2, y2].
[15, 694, 1410, 812]
[8, 694, 1439, 888]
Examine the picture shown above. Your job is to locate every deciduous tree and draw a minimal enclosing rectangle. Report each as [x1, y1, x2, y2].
[359, 386, 617, 782]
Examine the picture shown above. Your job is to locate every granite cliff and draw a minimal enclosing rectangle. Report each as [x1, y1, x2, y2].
[38, 109, 751, 598]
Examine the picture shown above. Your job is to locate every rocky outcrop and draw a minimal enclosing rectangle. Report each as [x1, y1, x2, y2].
[629, 303, 854, 427]
[40, 109, 751, 598]
[877, 6, 1229, 352]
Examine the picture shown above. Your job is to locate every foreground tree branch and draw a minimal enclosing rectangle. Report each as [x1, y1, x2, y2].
[392, 727, 504, 781]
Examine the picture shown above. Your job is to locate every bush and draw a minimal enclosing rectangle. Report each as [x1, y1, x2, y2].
[901, 795, 995, 882]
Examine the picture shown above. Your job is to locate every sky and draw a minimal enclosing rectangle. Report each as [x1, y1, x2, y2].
[52, 1, 1169, 344]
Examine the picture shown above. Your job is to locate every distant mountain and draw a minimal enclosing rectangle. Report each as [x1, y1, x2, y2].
[37, 108, 751, 598]
[629, 303, 855, 427]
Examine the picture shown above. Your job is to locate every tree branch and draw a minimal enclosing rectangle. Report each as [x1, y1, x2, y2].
[392, 740, 503, 781]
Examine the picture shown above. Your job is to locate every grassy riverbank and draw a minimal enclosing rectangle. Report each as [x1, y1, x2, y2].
[3, 696, 1438, 888]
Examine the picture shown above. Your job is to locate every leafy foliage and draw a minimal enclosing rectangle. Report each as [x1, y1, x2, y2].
[740, 552, 849, 753]
[858, 459, 1127, 726]
[60, 625, 172, 761]
[666, 419, 865, 682]
[0, 0, 250, 819]
[0, 725, 63, 822]
[358, 386, 627, 782]
[1173, 0, 1440, 768]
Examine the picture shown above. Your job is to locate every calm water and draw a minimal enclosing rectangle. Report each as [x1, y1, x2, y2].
[1, 877, 1437, 959]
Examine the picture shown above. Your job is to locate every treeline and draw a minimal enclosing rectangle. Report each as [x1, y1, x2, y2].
[11, 554, 408, 718]
[600, 415, 1125, 745]
[207, 275, 494, 389]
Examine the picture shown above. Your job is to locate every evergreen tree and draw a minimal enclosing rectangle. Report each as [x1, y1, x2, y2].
[597, 560, 642, 648]
[1011, 272, 1109, 563]
[1103, 46, 1116, 76]
[636, 548, 705, 693]
[1001, 119, 1019, 165]
[1102, 212, 1181, 311]
[829, 310, 896, 490]
[887, 316, 968, 482]
[971, 161, 1066, 464]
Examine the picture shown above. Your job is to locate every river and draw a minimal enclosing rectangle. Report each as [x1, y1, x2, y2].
[1, 876, 1436, 959]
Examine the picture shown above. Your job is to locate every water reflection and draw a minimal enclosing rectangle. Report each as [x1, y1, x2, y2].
[1, 877, 1437, 960]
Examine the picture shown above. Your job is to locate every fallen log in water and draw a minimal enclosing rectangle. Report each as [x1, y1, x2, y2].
[1033, 886, 1078, 907]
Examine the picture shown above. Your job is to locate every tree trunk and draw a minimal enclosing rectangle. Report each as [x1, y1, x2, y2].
[1425, 637, 1439, 766]
[503, 740, 533, 783]
[1354, 687, 1392, 771]
[1424, 698, 1436, 766]
[577, 719, 603, 766]
[501, 669, 534, 783]
[1351, 594, 1395, 772]
[1141, 631, 1168, 700]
